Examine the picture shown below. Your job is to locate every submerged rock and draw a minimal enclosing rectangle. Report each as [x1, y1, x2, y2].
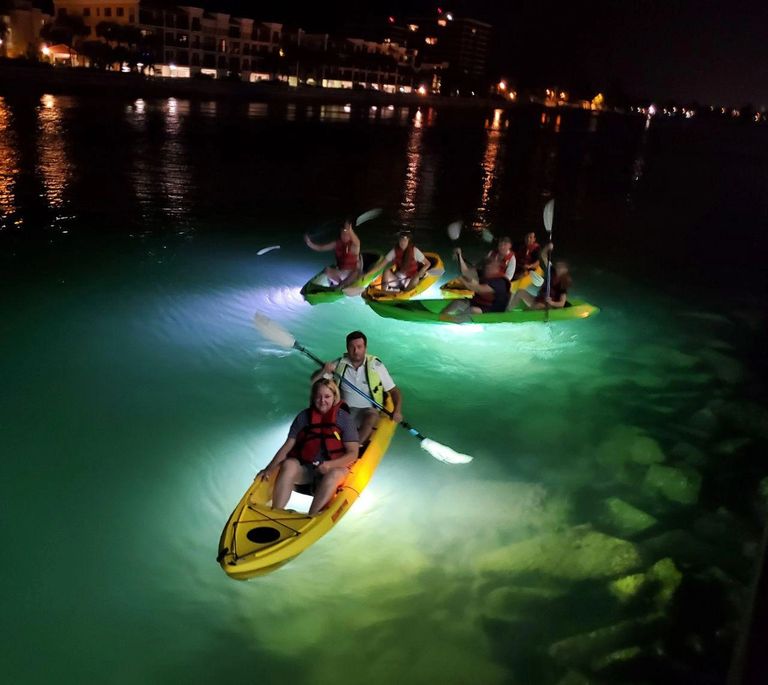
[595, 425, 666, 467]
[590, 645, 643, 672]
[686, 407, 719, 437]
[644, 464, 702, 504]
[714, 400, 768, 440]
[475, 525, 642, 581]
[600, 497, 657, 537]
[548, 613, 663, 666]
[608, 558, 682, 610]
[670, 441, 706, 467]
[555, 670, 594, 685]
[481, 585, 566, 621]
[699, 348, 745, 384]
[638, 530, 715, 567]
[712, 437, 752, 455]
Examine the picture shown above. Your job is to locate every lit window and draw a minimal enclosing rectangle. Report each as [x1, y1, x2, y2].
[408, 24, 418, 32]
[425, 37, 437, 45]
[437, 19, 447, 27]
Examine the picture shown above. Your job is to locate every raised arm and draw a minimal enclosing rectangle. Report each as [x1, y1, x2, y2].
[304, 234, 337, 252]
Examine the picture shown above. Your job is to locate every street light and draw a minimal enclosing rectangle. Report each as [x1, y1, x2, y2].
[498, 80, 507, 91]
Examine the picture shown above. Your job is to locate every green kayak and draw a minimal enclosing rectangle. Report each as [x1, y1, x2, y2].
[365, 297, 600, 324]
[301, 251, 384, 305]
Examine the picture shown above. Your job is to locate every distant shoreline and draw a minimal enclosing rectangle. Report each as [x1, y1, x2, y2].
[0, 63, 513, 109]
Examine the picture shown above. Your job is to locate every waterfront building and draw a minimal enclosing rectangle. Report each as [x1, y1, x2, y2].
[0, 0, 52, 58]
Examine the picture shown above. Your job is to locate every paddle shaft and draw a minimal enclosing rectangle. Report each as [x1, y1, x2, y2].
[294, 343, 428, 441]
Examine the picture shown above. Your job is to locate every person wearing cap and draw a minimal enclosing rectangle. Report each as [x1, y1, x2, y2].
[312, 330, 402, 444]
[377, 230, 430, 291]
[304, 217, 362, 287]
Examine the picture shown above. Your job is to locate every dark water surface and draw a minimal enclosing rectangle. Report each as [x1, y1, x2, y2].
[2, 94, 768, 684]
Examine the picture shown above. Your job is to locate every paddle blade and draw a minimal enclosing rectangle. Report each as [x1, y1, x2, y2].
[427, 267, 445, 277]
[256, 245, 281, 256]
[447, 221, 463, 241]
[543, 199, 555, 234]
[420, 438, 473, 464]
[342, 286, 365, 297]
[252, 312, 296, 349]
[356, 208, 383, 226]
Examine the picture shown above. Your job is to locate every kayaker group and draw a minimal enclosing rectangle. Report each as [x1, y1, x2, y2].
[305, 219, 573, 316]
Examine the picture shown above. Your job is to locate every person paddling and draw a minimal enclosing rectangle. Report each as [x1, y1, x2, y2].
[440, 257, 511, 321]
[304, 218, 361, 287]
[313, 330, 402, 444]
[377, 230, 430, 292]
[455, 237, 516, 282]
[514, 231, 541, 279]
[257, 379, 359, 516]
[507, 243, 571, 310]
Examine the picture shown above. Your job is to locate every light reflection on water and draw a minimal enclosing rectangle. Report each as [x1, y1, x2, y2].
[36, 94, 72, 229]
[0, 97, 20, 227]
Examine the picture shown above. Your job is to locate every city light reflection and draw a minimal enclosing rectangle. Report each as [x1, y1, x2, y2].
[161, 97, 193, 226]
[473, 109, 504, 231]
[36, 94, 72, 223]
[0, 97, 20, 227]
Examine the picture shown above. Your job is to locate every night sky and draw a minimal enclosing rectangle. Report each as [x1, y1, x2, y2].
[35, 0, 768, 105]
[210, 0, 768, 106]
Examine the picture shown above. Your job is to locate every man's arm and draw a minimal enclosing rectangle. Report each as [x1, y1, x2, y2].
[388, 386, 403, 423]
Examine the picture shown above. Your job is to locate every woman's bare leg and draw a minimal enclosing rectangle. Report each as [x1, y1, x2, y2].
[309, 467, 349, 515]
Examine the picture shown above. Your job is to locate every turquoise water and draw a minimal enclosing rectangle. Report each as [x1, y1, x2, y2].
[2, 95, 767, 684]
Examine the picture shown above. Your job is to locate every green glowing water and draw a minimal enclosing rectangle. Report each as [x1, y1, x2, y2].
[2, 95, 767, 684]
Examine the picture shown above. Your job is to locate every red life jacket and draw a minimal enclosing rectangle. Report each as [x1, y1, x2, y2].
[288, 403, 348, 464]
[335, 240, 359, 271]
[490, 249, 515, 269]
[524, 242, 541, 264]
[394, 244, 419, 277]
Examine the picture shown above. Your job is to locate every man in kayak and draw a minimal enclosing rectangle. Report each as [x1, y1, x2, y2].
[514, 231, 541, 279]
[454, 238, 516, 282]
[377, 230, 430, 292]
[257, 378, 360, 515]
[314, 330, 402, 443]
[440, 257, 511, 321]
[507, 243, 571, 310]
[304, 218, 361, 287]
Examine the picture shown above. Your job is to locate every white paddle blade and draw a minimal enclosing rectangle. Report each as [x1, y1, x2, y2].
[356, 208, 383, 226]
[256, 245, 281, 256]
[342, 286, 365, 297]
[481, 228, 494, 244]
[420, 438, 473, 464]
[447, 221, 463, 241]
[427, 267, 445, 277]
[529, 271, 544, 287]
[252, 312, 296, 349]
[543, 199, 555, 234]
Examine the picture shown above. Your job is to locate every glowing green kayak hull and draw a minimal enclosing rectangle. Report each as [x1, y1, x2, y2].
[365, 298, 600, 324]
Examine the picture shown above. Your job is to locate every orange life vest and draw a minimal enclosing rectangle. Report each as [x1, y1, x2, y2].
[394, 244, 419, 277]
[335, 240, 359, 271]
[288, 403, 348, 464]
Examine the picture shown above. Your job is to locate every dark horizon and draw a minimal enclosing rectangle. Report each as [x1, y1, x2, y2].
[31, 0, 768, 106]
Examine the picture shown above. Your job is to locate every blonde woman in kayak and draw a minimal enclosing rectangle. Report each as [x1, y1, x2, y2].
[257, 379, 359, 516]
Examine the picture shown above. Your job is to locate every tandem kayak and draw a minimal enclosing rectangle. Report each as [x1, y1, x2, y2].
[217, 397, 397, 579]
[366, 297, 600, 324]
[301, 251, 384, 305]
[440, 264, 545, 299]
[362, 252, 445, 302]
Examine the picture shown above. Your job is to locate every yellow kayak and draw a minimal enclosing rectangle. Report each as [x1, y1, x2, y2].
[217, 397, 397, 579]
[363, 252, 444, 302]
[440, 264, 544, 299]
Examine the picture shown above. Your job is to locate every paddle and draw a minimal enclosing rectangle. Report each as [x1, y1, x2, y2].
[252, 313, 473, 464]
[355, 208, 383, 227]
[542, 198, 555, 322]
[256, 245, 280, 256]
